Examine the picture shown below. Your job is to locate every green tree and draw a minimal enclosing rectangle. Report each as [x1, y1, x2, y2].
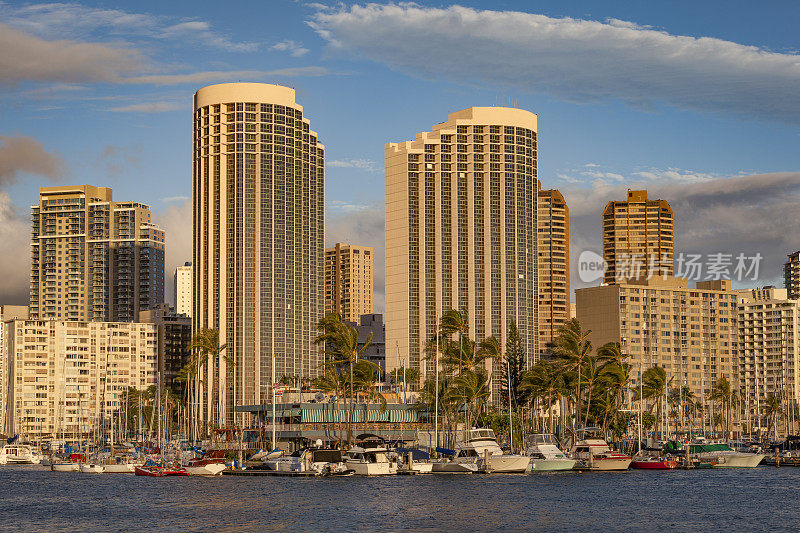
[549, 319, 593, 432]
[500, 320, 529, 411]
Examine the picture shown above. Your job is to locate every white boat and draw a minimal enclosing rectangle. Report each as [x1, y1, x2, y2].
[103, 463, 136, 474]
[51, 462, 80, 472]
[345, 441, 398, 476]
[79, 463, 105, 473]
[689, 443, 765, 468]
[430, 459, 479, 474]
[0, 444, 42, 465]
[265, 446, 350, 476]
[183, 462, 227, 476]
[524, 433, 577, 472]
[452, 429, 531, 473]
[570, 430, 632, 471]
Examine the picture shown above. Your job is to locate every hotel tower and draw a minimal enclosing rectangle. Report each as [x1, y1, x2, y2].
[193, 83, 325, 425]
[385, 107, 539, 397]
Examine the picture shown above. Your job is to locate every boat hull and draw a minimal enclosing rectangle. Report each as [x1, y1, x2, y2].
[80, 464, 105, 474]
[184, 463, 227, 476]
[631, 460, 677, 470]
[103, 463, 136, 474]
[51, 463, 80, 472]
[345, 461, 397, 476]
[584, 457, 632, 471]
[710, 453, 765, 468]
[430, 461, 478, 474]
[484, 455, 531, 473]
[530, 459, 577, 472]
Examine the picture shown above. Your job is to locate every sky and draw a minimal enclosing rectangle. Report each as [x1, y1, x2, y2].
[1, 0, 799, 311]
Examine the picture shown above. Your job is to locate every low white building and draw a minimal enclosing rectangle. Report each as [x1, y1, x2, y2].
[2, 320, 157, 443]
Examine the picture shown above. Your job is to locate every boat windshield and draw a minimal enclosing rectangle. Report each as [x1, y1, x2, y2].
[467, 429, 496, 441]
[526, 434, 557, 446]
[312, 450, 342, 463]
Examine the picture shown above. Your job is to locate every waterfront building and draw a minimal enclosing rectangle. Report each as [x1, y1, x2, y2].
[30, 185, 165, 322]
[139, 304, 192, 397]
[348, 313, 386, 376]
[784, 251, 800, 300]
[576, 276, 740, 427]
[385, 107, 539, 399]
[538, 189, 569, 359]
[737, 287, 800, 435]
[0, 306, 28, 436]
[2, 320, 156, 443]
[602, 190, 673, 284]
[174, 262, 193, 317]
[325, 243, 374, 322]
[193, 83, 325, 425]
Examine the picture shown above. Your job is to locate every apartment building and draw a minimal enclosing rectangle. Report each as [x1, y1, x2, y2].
[3, 320, 156, 442]
[325, 243, 374, 322]
[174, 262, 192, 317]
[602, 190, 673, 284]
[193, 83, 325, 424]
[784, 251, 800, 300]
[538, 189, 569, 358]
[385, 106, 539, 398]
[0, 305, 28, 435]
[738, 287, 800, 434]
[139, 304, 192, 396]
[576, 277, 739, 411]
[30, 185, 165, 322]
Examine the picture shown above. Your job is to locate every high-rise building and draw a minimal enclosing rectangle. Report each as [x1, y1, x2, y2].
[174, 261, 193, 317]
[602, 190, 673, 284]
[3, 320, 156, 442]
[30, 185, 165, 322]
[385, 107, 539, 397]
[738, 287, 800, 435]
[0, 305, 28, 435]
[576, 276, 740, 429]
[784, 251, 800, 300]
[325, 243, 374, 322]
[193, 83, 325, 425]
[348, 313, 386, 376]
[538, 189, 569, 358]
[139, 304, 192, 397]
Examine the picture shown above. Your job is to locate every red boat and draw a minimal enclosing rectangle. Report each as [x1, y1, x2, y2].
[134, 466, 190, 477]
[631, 457, 678, 470]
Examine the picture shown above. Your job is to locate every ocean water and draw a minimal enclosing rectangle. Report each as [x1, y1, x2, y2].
[1, 465, 799, 531]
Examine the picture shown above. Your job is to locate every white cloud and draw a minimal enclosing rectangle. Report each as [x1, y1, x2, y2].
[0, 192, 33, 304]
[123, 67, 330, 86]
[108, 101, 184, 112]
[1, 3, 256, 52]
[270, 40, 310, 57]
[327, 158, 378, 172]
[161, 196, 191, 203]
[152, 199, 193, 305]
[310, 4, 800, 123]
[0, 135, 64, 186]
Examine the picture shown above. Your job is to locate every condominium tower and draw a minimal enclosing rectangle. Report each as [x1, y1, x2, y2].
[784, 251, 800, 300]
[602, 190, 673, 284]
[174, 261, 192, 317]
[538, 189, 569, 358]
[0, 305, 28, 435]
[193, 83, 325, 425]
[325, 243, 374, 322]
[385, 107, 539, 394]
[30, 185, 164, 322]
[576, 276, 740, 428]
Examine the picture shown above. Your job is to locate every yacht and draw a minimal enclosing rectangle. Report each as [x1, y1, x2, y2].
[79, 462, 105, 474]
[0, 444, 42, 465]
[51, 460, 80, 472]
[688, 442, 764, 468]
[264, 445, 350, 476]
[524, 433, 576, 472]
[452, 429, 531, 473]
[570, 430, 632, 471]
[345, 440, 398, 476]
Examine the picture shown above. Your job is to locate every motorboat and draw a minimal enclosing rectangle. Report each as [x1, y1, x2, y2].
[134, 464, 189, 477]
[345, 439, 398, 476]
[80, 463, 105, 474]
[430, 459, 479, 474]
[51, 461, 80, 472]
[183, 457, 228, 476]
[524, 433, 576, 472]
[570, 429, 632, 471]
[688, 443, 764, 468]
[395, 448, 434, 474]
[264, 446, 351, 476]
[631, 456, 678, 470]
[0, 444, 42, 465]
[452, 429, 531, 473]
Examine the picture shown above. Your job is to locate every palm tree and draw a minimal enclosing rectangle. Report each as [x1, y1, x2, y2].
[440, 310, 469, 364]
[764, 392, 782, 441]
[314, 312, 372, 444]
[710, 377, 735, 439]
[636, 366, 672, 439]
[549, 319, 593, 432]
[188, 328, 229, 432]
[450, 369, 491, 439]
[521, 361, 561, 433]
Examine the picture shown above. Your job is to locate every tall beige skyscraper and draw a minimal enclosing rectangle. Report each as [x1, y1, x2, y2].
[193, 83, 325, 425]
[174, 261, 192, 317]
[325, 243, 374, 322]
[30, 185, 164, 322]
[385, 107, 539, 395]
[602, 190, 673, 284]
[538, 189, 569, 358]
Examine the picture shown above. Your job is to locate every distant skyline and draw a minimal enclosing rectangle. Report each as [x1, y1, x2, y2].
[1, 1, 799, 310]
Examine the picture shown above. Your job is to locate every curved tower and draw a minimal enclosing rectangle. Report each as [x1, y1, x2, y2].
[193, 83, 325, 425]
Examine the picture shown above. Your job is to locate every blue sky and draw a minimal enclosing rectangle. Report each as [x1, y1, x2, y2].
[1, 1, 799, 308]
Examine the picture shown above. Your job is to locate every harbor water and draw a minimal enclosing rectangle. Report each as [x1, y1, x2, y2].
[1, 465, 799, 531]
